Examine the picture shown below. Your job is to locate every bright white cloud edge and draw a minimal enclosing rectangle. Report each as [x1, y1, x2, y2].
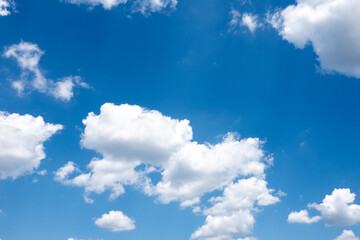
[268, 0, 360, 78]
[335, 230, 359, 240]
[288, 188, 360, 226]
[95, 210, 135, 232]
[0, 111, 62, 179]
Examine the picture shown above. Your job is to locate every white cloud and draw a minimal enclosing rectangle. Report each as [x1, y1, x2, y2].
[0, 0, 14, 16]
[287, 210, 321, 224]
[288, 188, 360, 226]
[309, 188, 360, 226]
[191, 177, 279, 240]
[55, 103, 279, 239]
[269, 0, 360, 78]
[0, 111, 62, 179]
[229, 10, 259, 33]
[63, 0, 177, 13]
[241, 13, 259, 33]
[335, 230, 359, 240]
[4, 41, 88, 101]
[95, 210, 135, 232]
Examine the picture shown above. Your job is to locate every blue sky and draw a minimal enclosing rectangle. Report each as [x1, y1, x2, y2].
[1, 0, 360, 239]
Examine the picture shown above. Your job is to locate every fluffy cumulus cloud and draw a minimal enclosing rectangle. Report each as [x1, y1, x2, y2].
[55, 103, 280, 239]
[269, 0, 360, 78]
[63, 0, 177, 14]
[3, 41, 89, 101]
[287, 210, 321, 224]
[191, 177, 279, 240]
[0, 112, 62, 179]
[95, 210, 135, 232]
[229, 10, 260, 33]
[288, 188, 360, 226]
[335, 230, 359, 240]
[0, 0, 14, 16]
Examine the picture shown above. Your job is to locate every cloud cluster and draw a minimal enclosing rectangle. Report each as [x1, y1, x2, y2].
[64, 0, 177, 14]
[191, 177, 279, 239]
[269, 0, 360, 78]
[95, 210, 135, 232]
[0, 0, 14, 16]
[0, 111, 62, 179]
[4, 41, 88, 101]
[229, 10, 259, 33]
[55, 103, 279, 239]
[288, 188, 360, 226]
[335, 230, 359, 240]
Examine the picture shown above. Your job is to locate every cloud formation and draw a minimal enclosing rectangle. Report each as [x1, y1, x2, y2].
[229, 10, 259, 33]
[63, 0, 177, 14]
[0, 0, 14, 16]
[287, 210, 321, 224]
[95, 210, 135, 232]
[288, 188, 360, 226]
[335, 230, 359, 240]
[191, 177, 279, 240]
[269, 0, 360, 78]
[55, 103, 279, 239]
[4, 41, 89, 101]
[0, 111, 62, 179]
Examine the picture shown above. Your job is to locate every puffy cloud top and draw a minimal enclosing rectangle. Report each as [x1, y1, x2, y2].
[335, 230, 359, 240]
[288, 188, 360, 226]
[0, 112, 62, 179]
[269, 0, 360, 78]
[95, 210, 135, 232]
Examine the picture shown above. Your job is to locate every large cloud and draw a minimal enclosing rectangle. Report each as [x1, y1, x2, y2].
[0, 111, 62, 179]
[63, 0, 177, 14]
[55, 103, 279, 239]
[288, 188, 360, 226]
[335, 230, 359, 240]
[4, 41, 89, 101]
[269, 0, 360, 78]
[95, 210, 135, 232]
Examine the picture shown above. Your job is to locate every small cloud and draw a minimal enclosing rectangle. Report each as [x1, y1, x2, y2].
[95, 210, 135, 232]
[229, 10, 260, 33]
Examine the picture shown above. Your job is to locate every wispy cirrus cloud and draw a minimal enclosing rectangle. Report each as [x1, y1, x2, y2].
[4, 41, 89, 101]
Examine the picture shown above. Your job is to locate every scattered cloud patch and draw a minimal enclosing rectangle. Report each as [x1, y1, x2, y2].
[335, 230, 359, 240]
[95, 210, 135, 232]
[0, 111, 62, 179]
[229, 10, 260, 33]
[288, 188, 360, 226]
[288, 210, 321, 224]
[63, 0, 177, 14]
[55, 103, 280, 239]
[3, 41, 88, 101]
[0, 0, 14, 16]
[191, 177, 279, 239]
[268, 0, 360, 78]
